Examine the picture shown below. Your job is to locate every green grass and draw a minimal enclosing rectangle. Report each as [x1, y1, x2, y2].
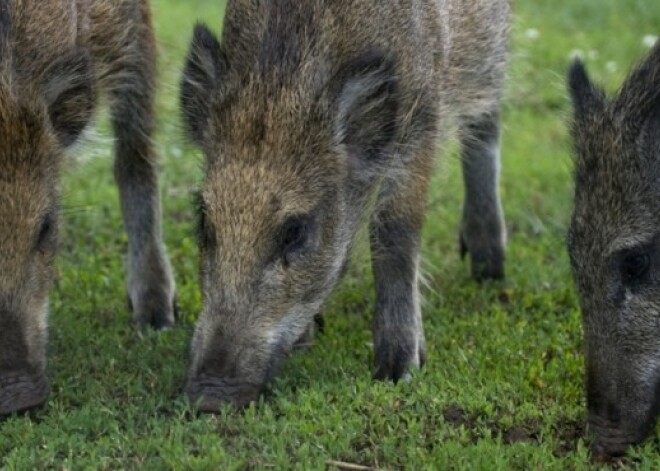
[2, 0, 660, 469]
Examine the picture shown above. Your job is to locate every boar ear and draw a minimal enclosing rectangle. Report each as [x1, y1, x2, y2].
[334, 51, 399, 175]
[0, 1, 9, 59]
[568, 59, 605, 121]
[41, 49, 96, 147]
[639, 108, 660, 156]
[631, 46, 660, 166]
[638, 95, 660, 162]
[181, 23, 228, 145]
[618, 42, 660, 130]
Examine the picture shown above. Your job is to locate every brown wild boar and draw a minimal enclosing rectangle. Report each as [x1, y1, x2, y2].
[181, 0, 510, 410]
[568, 42, 660, 459]
[0, 0, 175, 415]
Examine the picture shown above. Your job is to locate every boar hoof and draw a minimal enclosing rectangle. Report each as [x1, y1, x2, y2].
[294, 313, 325, 349]
[129, 288, 177, 330]
[313, 313, 325, 334]
[0, 372, 50, 416]
[373, 332, 426, 383]
[459, 231, 505, 281]
[590, 443, 628, 464]
[294, 326, 314, 349]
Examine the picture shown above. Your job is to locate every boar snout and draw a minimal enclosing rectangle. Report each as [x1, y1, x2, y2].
[0, 303, 49, 415]
[0, 370, 49, 416]
[586, 367, 660, 458]
[588, 413, 650, 460]
[186, 323, 288, 411]
[588, 418, 637, 459]
[185, 373, 261, 411]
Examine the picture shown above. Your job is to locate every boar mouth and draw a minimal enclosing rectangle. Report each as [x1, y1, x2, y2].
[186, 335, 289, 412]
[588, 412, 655, 459]
[586, 367, 660, 459]
[0, 371, 50, 415]
[186, 373, 264, 411]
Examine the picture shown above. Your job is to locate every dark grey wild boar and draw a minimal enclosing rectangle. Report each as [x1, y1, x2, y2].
[568, 42, 660, 458]
[0, 0, 175, 415]
[181, 0, 510, 410]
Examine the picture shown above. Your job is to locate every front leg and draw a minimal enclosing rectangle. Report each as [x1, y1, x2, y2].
[459, 110, 506, 281]
[110, 63, 176, 330]
[370, 219, 426, 381]
[370, 153, 432, 382]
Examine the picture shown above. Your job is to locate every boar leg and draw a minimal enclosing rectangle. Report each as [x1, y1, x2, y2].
[110, 58, 176, 330]
[458, 110, 506, 281]
[370, 151, 432, 382]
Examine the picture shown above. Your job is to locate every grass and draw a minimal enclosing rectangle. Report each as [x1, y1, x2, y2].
[1, 0, 660, 469]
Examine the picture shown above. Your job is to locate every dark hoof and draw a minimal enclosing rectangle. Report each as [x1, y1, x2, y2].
[313, 313, 325, 334]
[373, 333, 425, 383]
[0, 372, 50, 416]
[294, 327, 313, 349]
[294, 313, 326, 348]
[459, 233, 505, 281]
[129, 289, 177, 330]
[590, 443, 628, 464]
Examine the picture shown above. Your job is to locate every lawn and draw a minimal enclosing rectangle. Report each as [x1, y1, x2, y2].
[1, 0, 660, 469]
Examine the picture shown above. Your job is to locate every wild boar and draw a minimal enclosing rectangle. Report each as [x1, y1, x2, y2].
[568, 42, 660, 458]
[181, 0, 510, 410]
[0, 0, 175, 415]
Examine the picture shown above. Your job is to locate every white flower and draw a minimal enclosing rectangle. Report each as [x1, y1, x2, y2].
[524, 28, 540, 40]
[642, 35, 658, 48]
[606, 61, 618, 73]
[568, 49, 584, 61]
[171, 147, 183, 158]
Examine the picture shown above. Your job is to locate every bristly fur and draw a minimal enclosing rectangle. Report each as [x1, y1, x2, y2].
[568, 42, 660, 457]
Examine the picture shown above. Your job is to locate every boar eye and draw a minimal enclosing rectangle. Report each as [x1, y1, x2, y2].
[36, 214, 55, 252]
[280, 216, 310, 264]
[197, 211, 215, 249]
[194, 193, 215, 249]
[620, 251, 650, 284]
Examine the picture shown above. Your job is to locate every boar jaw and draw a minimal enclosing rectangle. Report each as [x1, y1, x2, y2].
[0, 299, 50, 415]
[0, 371, 50, 415]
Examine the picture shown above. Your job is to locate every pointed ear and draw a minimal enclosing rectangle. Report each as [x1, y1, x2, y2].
[617, 42, 660, 126]
[181, 23, 228, 145]
[0, 2, 9, 57]
[41, 49, 96, 147]
[567, 59, 605, 120]
[334, 51, 399, 177]
[0, 4, 12, 81]
[639, 108, 660, 151]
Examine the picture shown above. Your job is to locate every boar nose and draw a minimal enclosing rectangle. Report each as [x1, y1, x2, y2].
[586, 371, 649, 458]
[185, 373, 261, 412]
[588, 413, 635, 459]
[0, 370, 50, 415]
[0, 307, 50, 414]
[186, 345, 262, 411]
[587, 380, 635, 458]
